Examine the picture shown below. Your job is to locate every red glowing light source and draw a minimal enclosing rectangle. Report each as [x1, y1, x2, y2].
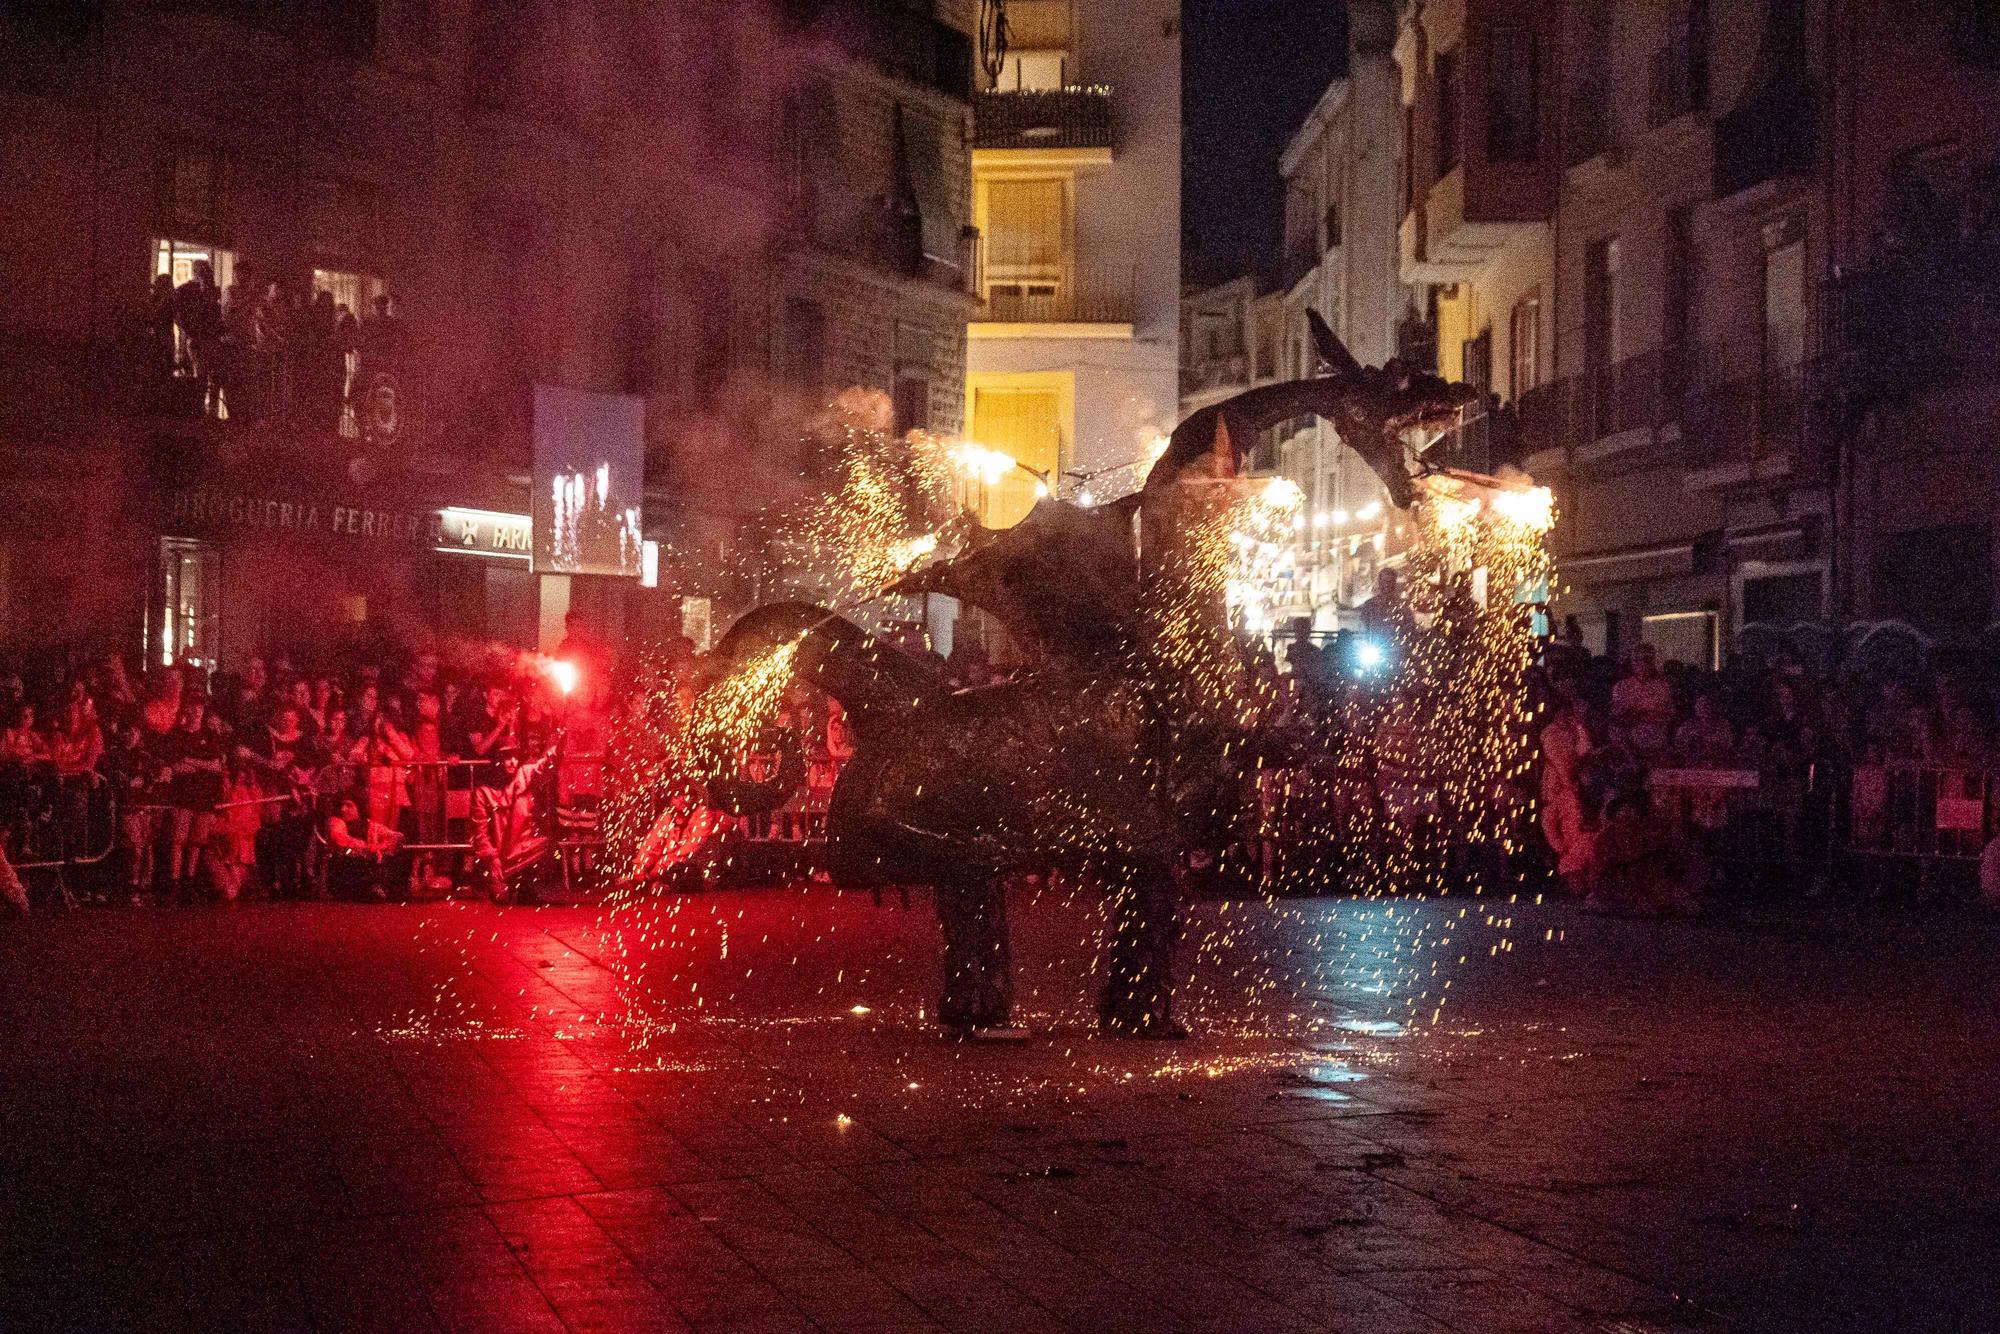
[546, 659, 580, 695]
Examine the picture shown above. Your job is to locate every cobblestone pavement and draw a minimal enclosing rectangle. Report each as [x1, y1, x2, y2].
[0, 888, 1994, 1333]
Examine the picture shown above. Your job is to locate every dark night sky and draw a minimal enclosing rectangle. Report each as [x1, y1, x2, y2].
[1182, 0, 1349, 292]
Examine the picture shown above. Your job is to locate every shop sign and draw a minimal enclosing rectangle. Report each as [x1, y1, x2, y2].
[167, 489, 531, 559]
[436, 507, 533, 560]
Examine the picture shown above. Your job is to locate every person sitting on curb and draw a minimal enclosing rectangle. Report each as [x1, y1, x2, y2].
[471, 741, 560, 906]
[325, 794, 403, 901]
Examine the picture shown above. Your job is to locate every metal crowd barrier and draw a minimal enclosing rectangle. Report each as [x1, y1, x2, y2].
[299, 755, 608, 856]
[3, 769, 116, 873]
[1848, 763, 1997, 861]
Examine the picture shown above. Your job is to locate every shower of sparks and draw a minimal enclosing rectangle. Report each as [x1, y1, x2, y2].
[686, 637, 803, 766]
[386, 382, 1561, 1127]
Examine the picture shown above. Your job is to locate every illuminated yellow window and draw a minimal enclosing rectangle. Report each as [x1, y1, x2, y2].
[983, 177, 1067, 290]
[967, 372, 1071, 528]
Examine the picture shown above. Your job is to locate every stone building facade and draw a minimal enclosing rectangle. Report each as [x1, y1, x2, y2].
[0, 0, 980, 663]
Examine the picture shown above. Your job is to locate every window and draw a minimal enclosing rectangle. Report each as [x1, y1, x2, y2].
[156, 538, 220, 669]
[1664, 206, 1695, 353]
[1740, 570, 1823, 626]
[1487, 27, 1538, 161]
[781, 296, 827, 416]
[1461, 328, 1492, 395]
[1584, 237, 1621, 371]
[1435, 49, 1460, 175]
[1761, 214, 1806, 371]
[1509, 290, 1540, 400]
[313, 268, 386, 436]
[153, 239, 236, 392]
[1641, 610, 1718, 670]
[892, 373, 930, 437]
[312, 267, 383, 321]
[997, 50, 1066, 90]
[982, 176, 1067, 294]
[779, 84, 835, 236]
[153, 238, 234, 293]
[691, 270, 733, 406]
[993, 0, 1071, 88]
[1584, 238, 1621, 438]
[1649, 2, 1709, 125]
[1321, 200, 1342, 250]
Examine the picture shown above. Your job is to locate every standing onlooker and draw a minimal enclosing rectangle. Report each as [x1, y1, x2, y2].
[1539, 695, 1594, 892]
[1610, 643, 1676, 759]
[145, 273, 179, 393]
[100, 718, 166, 904]
[161, 698, 225, 898]
[1674, 691, 1737, 765]
[173, 259, 224, 414]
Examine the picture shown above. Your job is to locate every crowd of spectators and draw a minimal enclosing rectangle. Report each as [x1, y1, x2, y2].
[1243, 607, 2000, 912]
[8, 604, 1999, 916]
[146, 259, 404, 432]
[0, 613, 604, 913]
[0, 612, 876, 916]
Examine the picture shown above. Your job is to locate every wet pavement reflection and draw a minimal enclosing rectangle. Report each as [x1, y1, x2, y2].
[0, 888, 1994, 1331]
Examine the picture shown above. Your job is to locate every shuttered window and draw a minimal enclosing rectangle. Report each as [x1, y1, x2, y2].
[984, 178, 1066, 285]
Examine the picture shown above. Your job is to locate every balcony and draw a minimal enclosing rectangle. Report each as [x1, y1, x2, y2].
[972, 259, 1134, 335]
[1514, 340, 1827, 486]
[1401, 161, 1549, 282]
[0, 314, 429, 455]
[972, 87, 1113, 152]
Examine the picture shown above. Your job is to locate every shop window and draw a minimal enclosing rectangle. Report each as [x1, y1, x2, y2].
[1642, 610, 1718, 671]
[157, 537, 220, 669]
[1487, 27, 1538, 162]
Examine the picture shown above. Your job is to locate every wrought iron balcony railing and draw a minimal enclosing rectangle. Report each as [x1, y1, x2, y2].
[973, 87, 1113, 151]
[976, 260, 1135, 325]
[1513, 340, 1828, 476]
